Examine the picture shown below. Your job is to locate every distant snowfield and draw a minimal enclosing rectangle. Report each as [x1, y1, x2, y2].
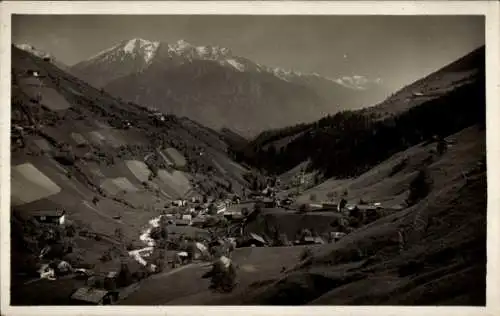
[225, 59, 245, 72]
[11, 163, 62, 206]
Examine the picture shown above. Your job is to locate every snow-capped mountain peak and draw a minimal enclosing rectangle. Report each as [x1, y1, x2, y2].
[335, 75, 384, 90]
[15, 43, 52, 59]
[122, 38, 160, 63]
[85, 38, 160, 65]
[166, 40, 233, 61]
[73, 38, 385, 92]
[174, 39, 192, 51]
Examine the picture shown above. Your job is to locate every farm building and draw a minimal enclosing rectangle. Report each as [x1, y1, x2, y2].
[321, 202, 338, 210]
[31, 209, 66, 225]
[70, 287, 119, 305]
[256, 198, 278, 208]
[301, 236, 326, 245]
[15, 200, 68, 225]
[26, 69, 42, 77]
[329, 231, 347, 242]
[174, 219, 191, 226]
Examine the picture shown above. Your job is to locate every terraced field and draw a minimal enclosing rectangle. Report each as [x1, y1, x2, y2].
[11, 163, 62, 206]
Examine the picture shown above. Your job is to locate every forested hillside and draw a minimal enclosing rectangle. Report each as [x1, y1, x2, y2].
[231, 73, 485, 179]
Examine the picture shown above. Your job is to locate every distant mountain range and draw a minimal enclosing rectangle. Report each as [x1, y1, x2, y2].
[66, 38, 390, 136]
[236, 45, 485, 177]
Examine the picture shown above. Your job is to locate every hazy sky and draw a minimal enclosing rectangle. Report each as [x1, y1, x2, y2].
[12, 15, 484, 91]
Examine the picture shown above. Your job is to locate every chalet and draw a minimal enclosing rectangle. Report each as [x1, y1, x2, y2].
[53, 260, 73, 276]
[192, 242, 210, 260]
[190, 196, 202, 203]
[104, 271, 118, 291]
[215, 202, 227, 213]
[191, 216, 206, 227]
[257, 198, 277, 208]
[37, 263, 56, 280]
[347, 204, 380, 218]
[74, 268, 93, 280]
[181, 214, 192, 223]
[27, 208, 66, 225]
[321, 202, 338, 210]
[329, 232, 347, 242]
[172, 200, 187, 207]
[307, 203, 324, 211]
[149, 112, 166, 122]
[302, 236, 326, 245]
[70, 287, 118, 305]
[26, 69, 41, 77]
[230, 194, 242, 204]
[223, 211, 245, 221]
[122, 120, 132, 129]
[175, 219, 191, 226]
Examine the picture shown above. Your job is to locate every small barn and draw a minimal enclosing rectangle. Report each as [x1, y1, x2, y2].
[302, 236, 326, 245]
[70, 287, 118, 305]
[175, 219, 191, 226]
[329, 231, 347, 242]
[27, 208, 66, 225]
[26, 69, 42, 77]
[258, 199, 277, 208]
[321, 202, 338, 211]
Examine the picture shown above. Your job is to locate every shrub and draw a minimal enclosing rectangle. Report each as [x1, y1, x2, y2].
[65, 225, 76, 238]
[406, 169, 431, 206]
[99, 251, 112, 262]
[241, 207, 249, 217]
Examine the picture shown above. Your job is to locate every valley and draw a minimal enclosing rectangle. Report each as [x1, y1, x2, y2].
[10, 39, 486, 307]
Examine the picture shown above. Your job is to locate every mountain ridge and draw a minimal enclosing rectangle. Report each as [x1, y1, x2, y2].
[70, 38, 390, 136]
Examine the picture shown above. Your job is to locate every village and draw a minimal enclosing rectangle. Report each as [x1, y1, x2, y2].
[11, 169, 399, 305]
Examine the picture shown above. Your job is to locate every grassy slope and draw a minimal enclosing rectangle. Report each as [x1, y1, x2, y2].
[118, 125, 485, 305]
[10, 46, 251, 301]
[241, 125, 486, 305]
[244, 46, 484, 160]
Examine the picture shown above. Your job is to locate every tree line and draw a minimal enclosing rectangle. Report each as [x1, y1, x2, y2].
[229, 77, 485, 180]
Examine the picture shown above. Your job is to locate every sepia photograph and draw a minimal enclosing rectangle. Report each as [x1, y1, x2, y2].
[1, 1, 498, 314]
